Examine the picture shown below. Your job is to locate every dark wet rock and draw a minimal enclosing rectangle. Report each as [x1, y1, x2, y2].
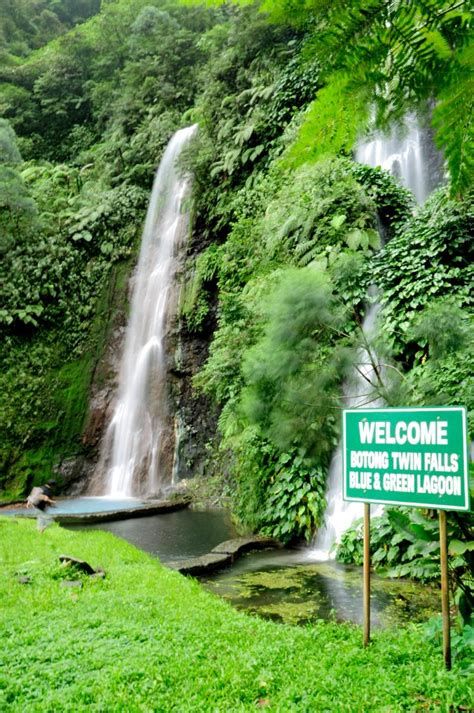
[211, 537, 282, 556]
[167, 535, 283, 576]
[59, 556, 108, 580]
[59, 555, 96, 575]
[170, 294, 220, 484]
[82, 387, 115, 452]
[55, 458, 96, 495]
[168, 552, 233, 575]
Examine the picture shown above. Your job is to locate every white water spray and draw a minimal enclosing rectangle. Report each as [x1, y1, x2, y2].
[356, 113, 444, 204]
[100, 125, 197, 498]
[311, 300, 384, 559]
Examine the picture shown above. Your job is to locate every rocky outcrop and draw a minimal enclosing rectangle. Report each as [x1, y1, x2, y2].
[59, 555, 97, 575]
[56, 457, 96, 495]
[170, 314, 220, 482]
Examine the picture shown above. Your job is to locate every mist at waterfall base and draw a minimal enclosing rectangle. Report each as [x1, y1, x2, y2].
[309, 115, 444, 560]
[94, 125, 197, 499]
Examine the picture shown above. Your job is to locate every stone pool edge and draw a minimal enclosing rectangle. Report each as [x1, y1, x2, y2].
[4, 497, 191, 524]
[167, 536, 283, 576]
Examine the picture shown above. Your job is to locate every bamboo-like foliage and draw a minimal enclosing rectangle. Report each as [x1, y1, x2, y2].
[288, 0, 472, 195]
[194, 0, 473, 195]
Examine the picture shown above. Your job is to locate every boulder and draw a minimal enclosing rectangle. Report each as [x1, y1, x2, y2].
[17, 576, 31, 585]
[59, 555, 97, 575]
[60, 581, 83, 589]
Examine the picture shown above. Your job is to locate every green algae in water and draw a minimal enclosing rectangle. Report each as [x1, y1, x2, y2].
[201, 558, 440, 628]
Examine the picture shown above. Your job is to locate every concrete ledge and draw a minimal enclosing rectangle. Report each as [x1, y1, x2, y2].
[167, 535, 282, 576]
[168, 552, 233, 576]
[8, 498, 191, 525]
[211, 536, 282, 556]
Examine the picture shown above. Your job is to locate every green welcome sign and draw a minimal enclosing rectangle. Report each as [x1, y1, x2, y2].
[343, 407, 470, 511]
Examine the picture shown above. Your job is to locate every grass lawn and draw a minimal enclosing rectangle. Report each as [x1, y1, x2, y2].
[1, 517, 472, 711]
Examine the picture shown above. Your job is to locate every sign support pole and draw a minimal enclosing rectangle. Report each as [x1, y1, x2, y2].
[363, 502, 371, 647]
[438, 510, 451, 670]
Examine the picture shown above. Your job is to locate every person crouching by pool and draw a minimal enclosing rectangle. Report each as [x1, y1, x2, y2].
[26, 480, 57, 532]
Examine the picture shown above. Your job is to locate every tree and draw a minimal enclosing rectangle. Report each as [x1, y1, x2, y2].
[0, 118, 22, 164]
[0, 121, 36, 255]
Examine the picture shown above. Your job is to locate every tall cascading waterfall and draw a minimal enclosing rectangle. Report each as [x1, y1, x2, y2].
[97, 125, 197, 498]
[310, 114, 443, 558]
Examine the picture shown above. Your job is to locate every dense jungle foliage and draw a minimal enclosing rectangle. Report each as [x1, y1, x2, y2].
[0, 0, 472, 626]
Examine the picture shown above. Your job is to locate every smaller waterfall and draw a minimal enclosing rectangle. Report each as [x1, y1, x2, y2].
[310, 113, 444, 559]
[99, 125, 197, 498]
[311, 301, 384, 559]
[356, 114, 444, 204]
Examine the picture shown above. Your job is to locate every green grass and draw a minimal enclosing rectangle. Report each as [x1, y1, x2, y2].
[1, 518, 472, 712]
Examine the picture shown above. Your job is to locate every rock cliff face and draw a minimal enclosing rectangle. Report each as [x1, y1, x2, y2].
[171, 309, 219, 483]
[171, 223, 220, 486]
[60, 263, 131, 494]
[61, 237, 219, 496]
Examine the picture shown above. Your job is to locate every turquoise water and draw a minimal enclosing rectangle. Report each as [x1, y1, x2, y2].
[2, 496, 146, 516]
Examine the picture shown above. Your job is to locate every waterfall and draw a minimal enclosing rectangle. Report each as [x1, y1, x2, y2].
[311, 300, 384, 559]
[356, 113, 444, 204]
[310, 114, 443, 558]
[99, 125, 197, 498]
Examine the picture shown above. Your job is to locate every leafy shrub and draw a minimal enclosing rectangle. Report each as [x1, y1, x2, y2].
[239, 267, 345, 459]
[337, 509, 441, 580]
[261, 452, 326, 543]
[424, 617, 474, 675]
[376, 188, 474, 356]
[337, 507, 474, 627]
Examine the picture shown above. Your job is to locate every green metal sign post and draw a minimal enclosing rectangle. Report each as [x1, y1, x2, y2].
[342, 406, 470, 666]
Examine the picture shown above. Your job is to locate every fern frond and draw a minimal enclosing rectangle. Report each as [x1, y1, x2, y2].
[432, 42, 474, 196]
[282, 73, 370, 169]
[294, 240, 323, 267]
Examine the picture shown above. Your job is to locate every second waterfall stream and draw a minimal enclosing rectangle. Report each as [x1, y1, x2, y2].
[310, 115, 443, 559]
[98, 125, 197, 498]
